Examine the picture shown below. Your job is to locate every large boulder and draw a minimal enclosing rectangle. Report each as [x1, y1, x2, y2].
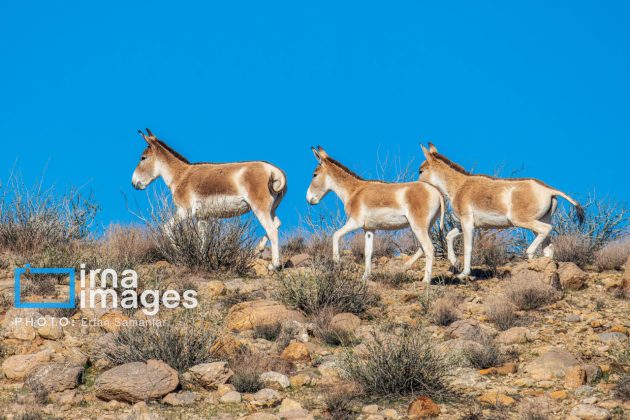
[2, 349, 54, 380]
[523, 347, 579, 381]
[445, 319, 487, 342]
[226, 300, 306, 332]
[182, 362, 233, 389]
[25, 362, 83, 393]
[329, 313, 361, 334]
[2, 308, 42, 340]
[558, 262, 588, 290]
[94, 360, 178, 402]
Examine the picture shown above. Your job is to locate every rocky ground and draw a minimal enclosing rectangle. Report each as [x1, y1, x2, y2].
[0, 252, 629, 420]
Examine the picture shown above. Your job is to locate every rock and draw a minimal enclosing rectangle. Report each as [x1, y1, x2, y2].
[2, 349, 53, 380]
[220, 390, 242, 403]
[480, 363, 518, 376]
[523, 347, 579, 381]
[290, 372, 314, 388]
[513, 257, 558, 284]
[279, 398, 303, 412]
[99, 311, 130, 333]
[242, 414, 279, 420]
[278, 409, 313, 420]
[496, 327, 531, 344]
[445, 319, 486, 341]
[381, 409, 398, 419]
[35, 315, 64, 339]
[558, 262, 587, 290]
[162, 391, 202, 406]
[253, 259, 270, 276]
[281, 342, 310, 361]
[2, 309, 41, 340]
[408, 396, 440, 418]
[94, 360, 178, 402]
[25, 362, 83, 393]
[565, 366, 587, 389]
[329, 313, 361, 334]
[260, 371, 290, 390]
[183, 361, 233, 389]
[362, 404, 379, 414]
[550, 390, 568, 400]
[601, 278, 623, 290]
[197, 280, 226, 298]
[570, 404, 611, 420]
[251, 388, 282, 407]
[226, 300, 306, 332]
[597, 332, 627, 344]
[478, 391, 515, 406]
[566, 314, 582, 323]
[582, 364, 601, 384]
[286, 254, 311, 268]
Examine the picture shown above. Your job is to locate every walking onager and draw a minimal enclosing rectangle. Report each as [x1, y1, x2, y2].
[132, 129, 287, 270]
[418, 143, 584, 279]
[306, 146, 444, 283]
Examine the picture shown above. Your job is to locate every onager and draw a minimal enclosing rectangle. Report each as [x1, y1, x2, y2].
[418, 143, 585, 279]
[132, 129, 287, 270]
[306, 146, 444, 283]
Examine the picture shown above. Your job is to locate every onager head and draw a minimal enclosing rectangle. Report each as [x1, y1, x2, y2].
[418, 143, 468, 188]
[131, 129, 162, 190]
[306, 146, 334, 205]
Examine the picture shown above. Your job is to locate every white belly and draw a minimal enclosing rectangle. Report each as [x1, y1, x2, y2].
[474, 211, 511, 228]
[363, 209, 409, 230]
[194, 195, 251, 218]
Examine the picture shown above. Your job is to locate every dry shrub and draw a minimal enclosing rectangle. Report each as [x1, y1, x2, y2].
[0, 173, 98, 259]
[341, 327, 454, 400]
[485, 298, 518, 331]
[282, 234, 307, 256]
[472, 230, 512, 275]
[464, 338, 503, 369]
[594, 238, 630, 271]
[431, 295, 460, 326]
[505, 271, 559, 310]
[275, 260, 379, 315]
[616, 374, 630, 401]
[371, 269, 416, 287]
[20, 274, 57, 298]
[552, 234, 594, 267]
[322, 384, 360, 419]
[100, 311, 220, 372]
[229, 348, 291, 393]
[518, 398, 551, 420]
[253, 322, 283, 341]
[312, 308, 358, 346]
[350, 233, 397, 261]
[149, 213, 257, 275]
[96, 224, 159, 270]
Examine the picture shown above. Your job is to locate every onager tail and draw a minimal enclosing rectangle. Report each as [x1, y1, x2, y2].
[268, 167, 287, 196]
[552, 189, 586, 225]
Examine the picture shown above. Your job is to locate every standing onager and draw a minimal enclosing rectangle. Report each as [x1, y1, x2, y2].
[306, 146, 444, 283]
[131, 129, 287, 270]
[418, 143, 585, 279]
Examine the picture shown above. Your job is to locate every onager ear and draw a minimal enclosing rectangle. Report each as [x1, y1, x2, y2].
[316, 145, 329, 160]
[311, 147, 322, 163]
[138, 129, 152, 144]
[428, 142, 438, 155]
[145, 128, 157, 140]
[420, 144, 433, 161]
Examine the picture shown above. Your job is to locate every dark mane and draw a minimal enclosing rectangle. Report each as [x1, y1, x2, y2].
[433, 153, 469, 174]
[325, 157, 365, 180]
[156, 140, 190, 164]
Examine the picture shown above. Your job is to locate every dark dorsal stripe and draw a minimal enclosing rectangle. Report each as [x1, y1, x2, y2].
[156, 140, 190, 164]
[433, 153, 469, 174]
[325, 157, 365, 180]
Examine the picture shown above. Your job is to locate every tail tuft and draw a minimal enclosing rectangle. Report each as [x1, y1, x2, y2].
[575, 204, 586, 225]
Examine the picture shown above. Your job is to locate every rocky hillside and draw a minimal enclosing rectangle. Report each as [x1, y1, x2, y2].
[0, 252, 629, 420]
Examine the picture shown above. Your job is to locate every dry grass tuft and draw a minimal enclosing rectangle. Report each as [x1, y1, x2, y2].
[518, 398, 551, 420]
[594, 238, 630, 271]
[472, 230, 512, 275]
[485, 298, 518, 331]
[463, 338, 503, 370]
[552, 234, 594, 267]
[100, 311, 220, 373]
[282, 235, 307, 256]
[505, 271, 559, 310]
[341, 326, 454, 400]
[616, 374, 630, 401]
[95, 224, 159, 271]
[371, 270, 416, 287]
[275, 260, 379, 315]
[322, 384, 360, 419]
[228, 348, 291, 393]
[431, 295, 460, 326]
[312, 308, 358, 346]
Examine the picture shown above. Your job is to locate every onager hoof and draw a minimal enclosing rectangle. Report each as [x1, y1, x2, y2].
[268, 263, 282, 272]
[448, 261, 463, 273]
[456, 273, 476, 281]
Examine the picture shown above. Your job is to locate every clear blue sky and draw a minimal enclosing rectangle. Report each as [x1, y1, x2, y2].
[1, 1, 628, 235]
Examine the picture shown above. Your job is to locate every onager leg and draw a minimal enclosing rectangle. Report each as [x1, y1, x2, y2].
[362, 230, 375, 282]
[404, 244, 424, 269]
[409, 224, 434, 284]
[542, 198, 557, 258]
[446, 228, 462, 267]
[256, 209, 282, 253]
[457, 218, 475, 279]
[517, 220, 553, 260]
[252, 209, 281, 270]
[332, 219, 360, 263]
